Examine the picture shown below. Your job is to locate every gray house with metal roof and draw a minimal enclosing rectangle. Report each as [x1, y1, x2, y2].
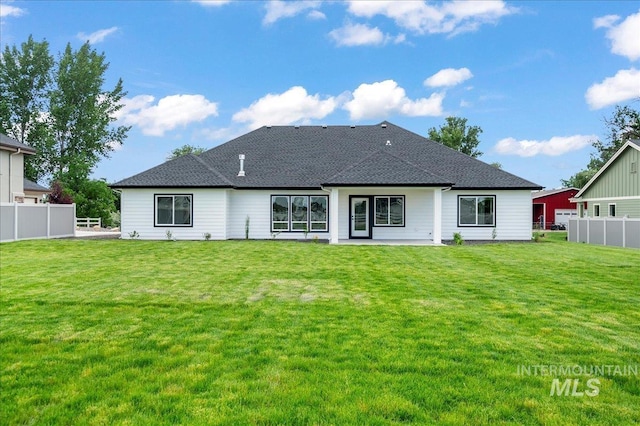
[112, 122, 541, 243]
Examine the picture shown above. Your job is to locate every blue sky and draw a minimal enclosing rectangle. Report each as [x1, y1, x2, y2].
[1, 1, 639, 189]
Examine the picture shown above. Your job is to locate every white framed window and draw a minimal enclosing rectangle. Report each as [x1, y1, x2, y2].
[593, 204, 600, 217]
[458, 195, 496, 227]
[155, 194, 192, 227]
[271, 196, 290, 231]
[310, 196, 328, 231]
[374, 196, 404, 226]
[271, 195, 328, 232]
[608, 203, 616, 217]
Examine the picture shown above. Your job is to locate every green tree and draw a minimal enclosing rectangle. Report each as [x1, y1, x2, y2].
[428, 116, 483, 158]
[1, 38, 129, 186]
[0, 36, 54, 182]
[563, 105, 640, 188]
[67, 179, 117, 227]
[48, 42, 129, 184]
[167, 144, 206, 160]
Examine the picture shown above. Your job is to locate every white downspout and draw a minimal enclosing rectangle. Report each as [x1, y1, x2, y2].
[9, 148, 22, 203]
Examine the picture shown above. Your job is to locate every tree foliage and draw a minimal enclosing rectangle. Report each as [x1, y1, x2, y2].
[167, 144, 206, 160]
[1, 36, 129, 226]
[0, 37, 129, 185]
[0, 36, 54, 181]
[67, 179, 117, 226]
[48, 181, 74, 204]
[428, 116, 483, 158]
[562, 105, 640, 188]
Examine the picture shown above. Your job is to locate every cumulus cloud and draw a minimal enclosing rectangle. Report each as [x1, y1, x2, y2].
[424, 67, 473, 87]
[117, 94, 219, 136]
[263, 0, 322, 25]
[585, 68, 640, 110]
[0, 2, 26, 18]
[77, 27, 119, 44]
[346, 0, 517, 36]
[494, 135, 595, 157]
[329, 23, 405, 46]
[594, 10, 640, 61]
[343, 79, 444, 120]
[232, 86, 339, 129]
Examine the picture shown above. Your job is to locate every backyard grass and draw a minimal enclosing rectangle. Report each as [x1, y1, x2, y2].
[1, 237, 639, 425]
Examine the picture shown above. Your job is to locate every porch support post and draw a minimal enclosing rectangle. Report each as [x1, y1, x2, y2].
[432, 188, 442, 244]
[329, 187, 339, 244]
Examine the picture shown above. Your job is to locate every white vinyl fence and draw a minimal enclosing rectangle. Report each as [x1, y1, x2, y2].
[568, 217, 640, 249]
[0, 203, 76, 242]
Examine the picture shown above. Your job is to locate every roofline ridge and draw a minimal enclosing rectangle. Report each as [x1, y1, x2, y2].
[324, 149, 384, 182]
[189, 154, 234, 185]
[381, 149, 450, 182]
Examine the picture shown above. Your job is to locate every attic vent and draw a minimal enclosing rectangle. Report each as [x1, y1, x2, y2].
[632, 161, 637, 174]
[266, 125, 271, 129]
[386, 140, 391, 146]
[294, 125, 299, 129]
[350, 124, 355, 128]
[238, 154, 245, 177]
[381, 123, 387, 128]
[322, 124, 327, 129]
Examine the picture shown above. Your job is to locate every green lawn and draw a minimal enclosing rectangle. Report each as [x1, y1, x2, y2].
[1, 237, 639, 425]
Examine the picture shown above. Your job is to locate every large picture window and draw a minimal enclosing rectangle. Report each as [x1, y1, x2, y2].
[374, 196, 404, 226]
[458, 196, 495, 227]
[155, 194, 192, 226]
[271, 195, 328, 232]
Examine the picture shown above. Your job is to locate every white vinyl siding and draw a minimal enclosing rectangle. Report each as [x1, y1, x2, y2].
[120, 188, 227, 240]
[227, 190, 329, 240]
[442, 190, 532, 240]
[334, 187, 434, 240]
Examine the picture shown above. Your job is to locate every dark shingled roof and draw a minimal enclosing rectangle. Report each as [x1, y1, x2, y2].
[23, 178, 51, 192]
[0, 133, 36, 154]
[112, 122, 541, 190]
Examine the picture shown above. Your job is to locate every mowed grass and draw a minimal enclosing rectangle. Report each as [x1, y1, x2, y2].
[1, 237, 639, 425]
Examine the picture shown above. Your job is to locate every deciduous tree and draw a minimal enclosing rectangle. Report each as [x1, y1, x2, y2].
[167, 144, 206, 160]
[428, 116, 483, 158]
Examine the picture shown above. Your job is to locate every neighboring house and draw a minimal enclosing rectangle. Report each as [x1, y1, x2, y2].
[23, 178, 51, 203]
[571, 140, 640, 218]
[0, 133, 75, 242]
[532, 188, 579, 229]
[112, 122, 542, 243]
[0, 133, 36, 203]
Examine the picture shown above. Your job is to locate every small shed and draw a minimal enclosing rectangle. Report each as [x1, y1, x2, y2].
[532, 188, 578, 229]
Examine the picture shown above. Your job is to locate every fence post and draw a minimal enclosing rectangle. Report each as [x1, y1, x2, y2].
[47, 203, 51, 238]
[13, 203, 18, 241]
[603, 217, 606, 246]
[586, 217, 590, 244]
[622, 216, 626, 248]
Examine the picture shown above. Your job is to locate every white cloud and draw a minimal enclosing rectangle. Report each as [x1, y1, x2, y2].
[117, 94, 219, 136]
[329, 23, 405, 47]
[424, 67, 473, 87]
[307, 10, 326, 20]
[0, 2, 26, 18]
[77, 27, 119, 44]
[263, 0, 322, 25]
[585, 68, 640, 110]
[494, 135, 595, 157]
[594, 10, 640, 61]
[192, 0, 232, 7]
[346, 0, 516, 36]
[329, 23, 384, 46]
[344, 79, 444, 120]
[232, 86, 338, 129]
[593, 14, 619, 29]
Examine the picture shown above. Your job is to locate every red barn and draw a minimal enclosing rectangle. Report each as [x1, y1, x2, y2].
[532, 188, 579, 229]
